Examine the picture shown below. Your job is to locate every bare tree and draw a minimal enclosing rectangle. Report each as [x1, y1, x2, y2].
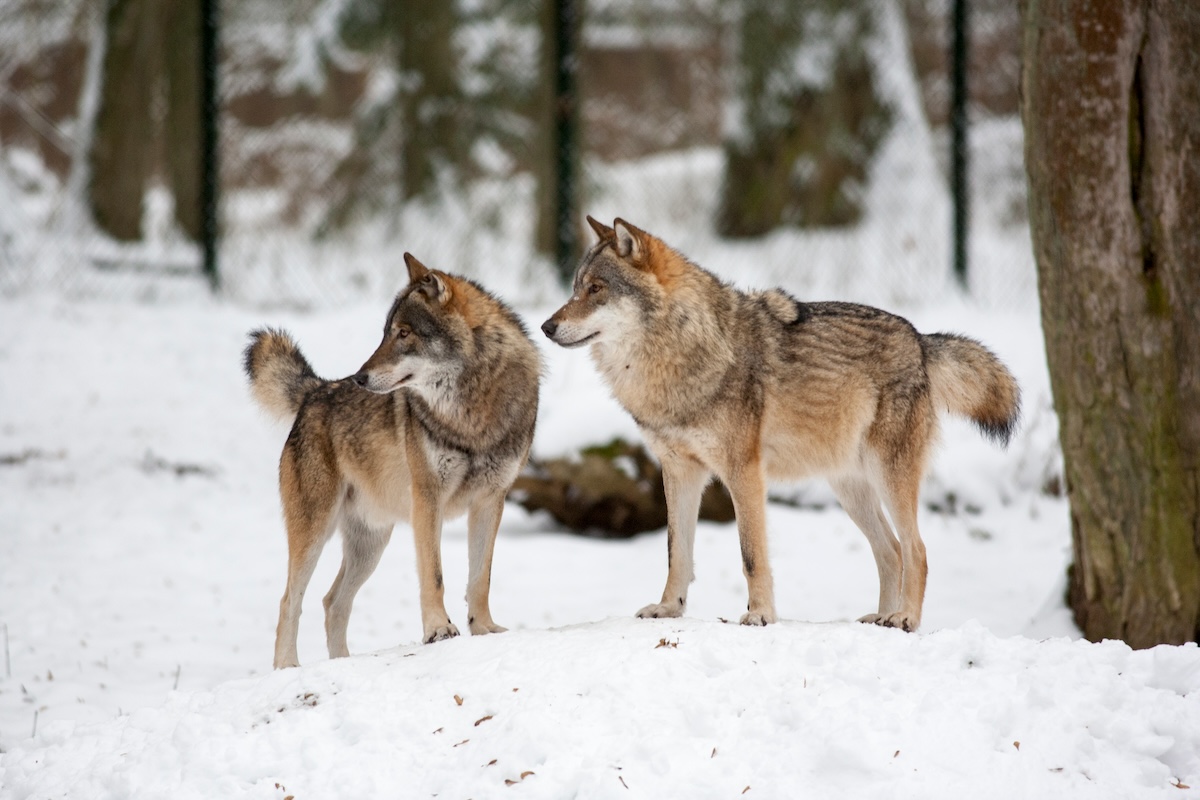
[1021, 0, 1200, 646]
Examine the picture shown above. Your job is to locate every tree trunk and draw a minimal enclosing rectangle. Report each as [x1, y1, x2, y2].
[322, 0, 463, 229]
[1021, 0, 1200, 647]
[89, 0, 201, 242]
[717, 0, 890, 238]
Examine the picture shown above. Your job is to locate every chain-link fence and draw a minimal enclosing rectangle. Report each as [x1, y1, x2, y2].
[0, 0, 1034, 310]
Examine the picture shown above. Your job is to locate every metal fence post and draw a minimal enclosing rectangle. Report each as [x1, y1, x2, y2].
[950, 0, 969, 290]
[201, 0, 219, 291]
[553, 0, 580, 284]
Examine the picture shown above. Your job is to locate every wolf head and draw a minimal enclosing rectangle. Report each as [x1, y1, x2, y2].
[541, 216, 673, 349]
[352, 253, 477, 398]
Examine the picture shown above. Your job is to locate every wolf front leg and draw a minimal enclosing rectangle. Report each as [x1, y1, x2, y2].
[465, 490, 508, 635]
[405, 484, 457, 647]
[406, 426, 459, 644]
[637, 454, 708, 620]
[724, 455, 776, 626]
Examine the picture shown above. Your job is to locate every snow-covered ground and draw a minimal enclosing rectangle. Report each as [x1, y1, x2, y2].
[1, 285, 1197, 798]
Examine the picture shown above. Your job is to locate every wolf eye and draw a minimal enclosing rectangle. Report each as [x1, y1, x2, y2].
[395, 325, 411, 339]
[587, 283, 602, 295]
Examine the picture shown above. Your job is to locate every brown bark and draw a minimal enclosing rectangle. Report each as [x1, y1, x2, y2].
[717, 0, 889, 238]
[1021, 0, 1200, 646]
[89, 0, 201, 242]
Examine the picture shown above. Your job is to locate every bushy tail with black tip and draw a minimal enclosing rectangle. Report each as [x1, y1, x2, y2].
[923, 333, 1021, 446]
[243, 328, 322, 424]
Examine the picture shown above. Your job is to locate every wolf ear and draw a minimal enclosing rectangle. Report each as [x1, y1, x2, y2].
[586, 215, 615, 242]
[613, 218, 645, 263]
[404, 252, 450, 305]
[404, 252, 430, 284]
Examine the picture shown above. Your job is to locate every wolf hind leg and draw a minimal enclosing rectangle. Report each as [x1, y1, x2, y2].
[876, 468, 927, 633]
[275, 462, 341, 668]
[830, 477, 902, 623]
[322, 513, 392, 659]
[637, 454, 708, 620]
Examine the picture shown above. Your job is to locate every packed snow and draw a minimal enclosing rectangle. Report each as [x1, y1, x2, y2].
[1, 286, 1197, 798]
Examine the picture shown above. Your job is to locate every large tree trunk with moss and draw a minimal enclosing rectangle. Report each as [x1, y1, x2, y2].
[89, 0, 200, 242]
[717, 0, 891, 238]
[1021, 0, 1200, 647]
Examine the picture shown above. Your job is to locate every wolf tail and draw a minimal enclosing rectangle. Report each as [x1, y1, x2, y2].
[243, 328, 322, 424]
[923, 332, 1021, 447]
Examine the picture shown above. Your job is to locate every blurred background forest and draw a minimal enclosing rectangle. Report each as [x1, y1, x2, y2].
[0, 0, 1031, 309]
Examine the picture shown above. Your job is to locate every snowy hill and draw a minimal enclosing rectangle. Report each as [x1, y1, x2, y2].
[1, 289, 1198, 798]
[2, 619, 1197, 799]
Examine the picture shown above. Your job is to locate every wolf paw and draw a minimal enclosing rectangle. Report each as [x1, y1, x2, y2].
[469, 619, 508, 636]
[739, 610, 777, 626]
[423, 623, 461, 644]
[857, 613, 886, 625]
[877, 612, 919, 632]
[636, 601, 684, 619]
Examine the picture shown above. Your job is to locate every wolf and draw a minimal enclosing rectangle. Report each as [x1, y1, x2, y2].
[245, 253, 540, 668]
[541, 217, 1020, 632]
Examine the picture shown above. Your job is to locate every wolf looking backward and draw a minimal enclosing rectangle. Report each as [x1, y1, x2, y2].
[542, 216, 1020, 633]
[245, 253, 540, 668]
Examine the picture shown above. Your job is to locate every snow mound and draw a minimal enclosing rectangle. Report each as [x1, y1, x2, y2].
[3, 619, 1197, 799]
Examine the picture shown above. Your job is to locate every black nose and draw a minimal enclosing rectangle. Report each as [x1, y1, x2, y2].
[541, 319, 557, 338]
[352, 372, 368, 387]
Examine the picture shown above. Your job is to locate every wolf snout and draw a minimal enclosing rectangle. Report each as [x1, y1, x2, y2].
[540, 318, 558, 338]
[351, 372, 369, 388]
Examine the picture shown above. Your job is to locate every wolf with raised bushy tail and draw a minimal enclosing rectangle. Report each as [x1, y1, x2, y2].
[245, 253, 540, 668]
[542, 217, 1020, 632]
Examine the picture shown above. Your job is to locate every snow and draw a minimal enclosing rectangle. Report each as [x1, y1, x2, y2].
[2, 287, 1198, 798]
[0, 6, 1194, 791]
[5, 620, 1199, 800]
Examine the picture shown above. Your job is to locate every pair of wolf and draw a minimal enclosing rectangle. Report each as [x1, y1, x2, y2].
[246, 218, 1020, 669]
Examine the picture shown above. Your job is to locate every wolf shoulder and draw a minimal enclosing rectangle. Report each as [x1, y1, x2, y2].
[285, 379, 406, 453]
